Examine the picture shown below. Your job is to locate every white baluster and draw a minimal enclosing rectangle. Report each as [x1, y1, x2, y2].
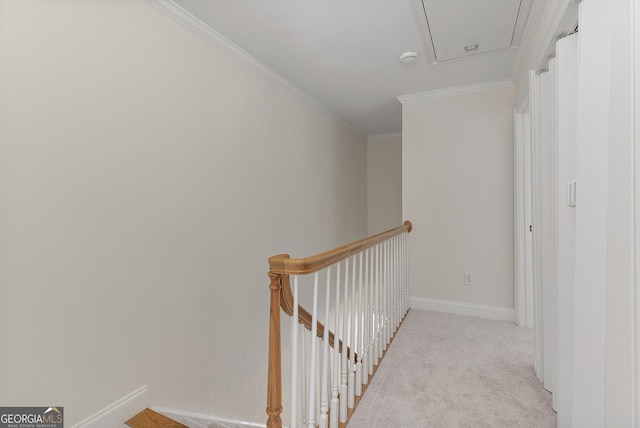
[363, 248, 371, 382]
[307, 273, 319, 428]
[291, 276, 299, 428]
[373, 244, 380, 365]
[385, 240, 391, 347]
[316, 336, 322, 425]
[301, 328, 307, 426]
[400, 236, 404, 317]
[388, 239, 393, 337]
[330, 263, 340, 428]
[348, 256, 356, 409]
[404, 232, 409, 316]
[319, 268, 331, 428]
[398, 235, 404, 320]
[367, 248, 374, 376]
[378, 244, 382, 356]
[401, 235, 404, 318]
[380, 241, 385, 352]
[398, 236, 402, 324]
[391, 237, 396, 333]
[393, 236, 400, 335]
[378, 243, 384, 360]
[398, 235, 402, 318]
[340, 258, 349, 422]
[393, 237, 398, 326]
[355, 251, 363, 396]
[385, 239, 393, 347]
[382, 241, 387, 349]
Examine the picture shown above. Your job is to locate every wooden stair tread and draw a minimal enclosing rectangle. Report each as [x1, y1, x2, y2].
[126, 408, 187, 428]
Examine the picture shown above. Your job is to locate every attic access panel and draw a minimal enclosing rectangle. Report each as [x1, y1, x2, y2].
[422, 0, 525, 62]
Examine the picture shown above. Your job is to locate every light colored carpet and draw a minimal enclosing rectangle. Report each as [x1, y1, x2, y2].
[347, 310, 556, 428]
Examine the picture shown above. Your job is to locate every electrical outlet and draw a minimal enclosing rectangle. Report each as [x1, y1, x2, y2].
[464, 272, 474, 285]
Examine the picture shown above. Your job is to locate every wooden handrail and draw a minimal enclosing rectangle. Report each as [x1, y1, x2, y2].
[266, 221, 413, 428]
[269, 221, 412, 275]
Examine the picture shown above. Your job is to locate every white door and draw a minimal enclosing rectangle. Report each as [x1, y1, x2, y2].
[528, 71, 544, 381]
[530, 68, 558, 399]
[555, 32, 578, 427]
[544, 59, 559, 409]
[530, 35, 579, 418]
[571, 0, 610, 425]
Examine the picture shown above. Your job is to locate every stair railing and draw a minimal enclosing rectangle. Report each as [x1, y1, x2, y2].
[266, 221, 413, 428]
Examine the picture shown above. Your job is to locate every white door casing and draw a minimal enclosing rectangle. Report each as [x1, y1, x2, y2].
[514, 102, 534, 329]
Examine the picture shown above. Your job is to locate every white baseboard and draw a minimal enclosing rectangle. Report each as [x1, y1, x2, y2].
[72, 386, 149, 428]
[152, 407, 266, 428]
[410, 296, 515, 322]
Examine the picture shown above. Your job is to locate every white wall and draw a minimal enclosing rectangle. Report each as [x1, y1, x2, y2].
[367, 134, 402, 235]
[0, 1, 367, 425]
[402, 86, 515, 318]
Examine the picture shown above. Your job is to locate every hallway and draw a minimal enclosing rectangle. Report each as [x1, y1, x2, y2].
[348, 310, 555, 428]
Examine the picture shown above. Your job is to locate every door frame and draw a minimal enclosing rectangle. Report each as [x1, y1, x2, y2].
[514, 100, 534, 329]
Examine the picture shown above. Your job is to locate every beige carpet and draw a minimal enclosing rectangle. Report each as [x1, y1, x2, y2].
[347, 310, 556, 428]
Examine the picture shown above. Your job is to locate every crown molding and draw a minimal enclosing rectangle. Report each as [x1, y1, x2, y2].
[396, 79, 513, 104]
[144, 0, 367, 139]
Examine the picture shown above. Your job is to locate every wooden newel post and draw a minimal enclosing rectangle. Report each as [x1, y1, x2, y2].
[266, 270, 283, 428]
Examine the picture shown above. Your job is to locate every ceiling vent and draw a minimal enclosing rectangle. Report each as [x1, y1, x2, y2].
[420, 0, 532, 63]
